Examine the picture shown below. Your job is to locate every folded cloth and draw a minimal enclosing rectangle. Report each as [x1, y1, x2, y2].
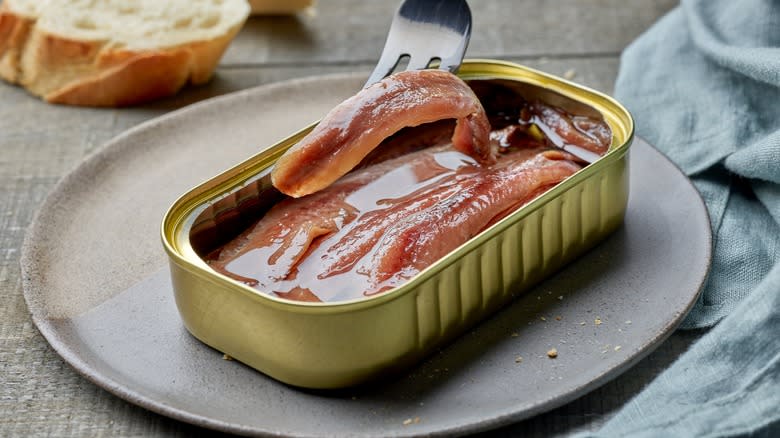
[576, 0, 780, 435]
[615, 0, 780, 329]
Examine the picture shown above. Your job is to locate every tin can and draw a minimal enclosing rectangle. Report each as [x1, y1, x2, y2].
[161, 59, 634, 389]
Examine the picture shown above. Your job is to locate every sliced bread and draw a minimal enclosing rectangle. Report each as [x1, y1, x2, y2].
[0, 0, 250, 106]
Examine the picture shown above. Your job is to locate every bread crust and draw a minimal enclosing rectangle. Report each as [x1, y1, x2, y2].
[0, 1, 247, 107]
[0, 4, 33, 83]
[248, 0, 314, 15]
[46, 50, 191, 106]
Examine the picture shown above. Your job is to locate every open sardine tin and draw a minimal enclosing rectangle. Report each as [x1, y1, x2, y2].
[162, 60, 634, 389]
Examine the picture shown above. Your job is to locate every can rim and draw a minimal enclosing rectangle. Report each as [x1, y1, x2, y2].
[161, 59, 635, 314]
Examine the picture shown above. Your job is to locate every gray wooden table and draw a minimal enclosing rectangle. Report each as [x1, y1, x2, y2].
[1, 1, 702, 436]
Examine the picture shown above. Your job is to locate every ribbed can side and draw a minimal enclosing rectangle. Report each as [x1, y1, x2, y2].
[412, 155, 628, 356]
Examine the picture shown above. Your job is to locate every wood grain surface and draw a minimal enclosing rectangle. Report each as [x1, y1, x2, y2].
[0, 1, 692, 436]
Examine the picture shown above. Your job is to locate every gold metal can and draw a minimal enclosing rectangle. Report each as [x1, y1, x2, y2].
[161, 59, 634, 389]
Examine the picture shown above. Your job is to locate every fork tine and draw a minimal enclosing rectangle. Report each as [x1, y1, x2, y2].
[437, 54, 464, 73]
[364, 50, 403, 88]
[365, 0, 472, 87]
[406, 55, 433, 71]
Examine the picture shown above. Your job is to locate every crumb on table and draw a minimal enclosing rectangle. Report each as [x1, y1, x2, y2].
[403, 417, 421, 426]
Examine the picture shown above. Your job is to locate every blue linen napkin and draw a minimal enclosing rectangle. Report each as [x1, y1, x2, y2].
[578, 0, 780, 435]
[615, 0, 780, 329]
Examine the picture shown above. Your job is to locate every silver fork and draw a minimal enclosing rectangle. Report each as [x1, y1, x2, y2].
[364, 0, 473, 88]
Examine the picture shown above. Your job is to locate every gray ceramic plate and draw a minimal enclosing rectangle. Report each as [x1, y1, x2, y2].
[21, 73, 711, 437]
